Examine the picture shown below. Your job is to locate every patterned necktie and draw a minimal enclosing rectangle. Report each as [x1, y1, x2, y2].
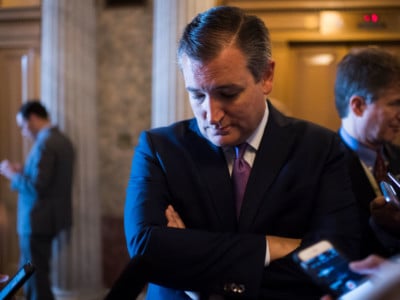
[232, 143, 251, 219]
[374, 150, 387, 182]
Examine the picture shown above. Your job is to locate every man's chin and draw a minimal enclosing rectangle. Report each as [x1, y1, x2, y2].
[201, 128, 240, 147]
[207, 136, 238, 148]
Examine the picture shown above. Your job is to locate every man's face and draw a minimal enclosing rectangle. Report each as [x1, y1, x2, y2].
[181, 46, 274, 147]
[16, 113, 36, 140]
[358, 85, 400, 147]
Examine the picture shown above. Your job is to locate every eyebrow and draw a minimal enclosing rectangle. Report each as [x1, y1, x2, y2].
[186, 87, 200, 93]
[186, 84, 242, 93]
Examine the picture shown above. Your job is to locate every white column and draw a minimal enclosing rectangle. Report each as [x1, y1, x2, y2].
[41, 0, 104, 299]
[152, 0, 216, 127]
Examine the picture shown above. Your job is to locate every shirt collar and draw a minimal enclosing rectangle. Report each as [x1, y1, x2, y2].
[339, 127, 380, 169]
[246, 101, 269, 151]
[37, 124, 54, 139]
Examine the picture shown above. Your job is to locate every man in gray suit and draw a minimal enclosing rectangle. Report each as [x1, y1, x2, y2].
[0, 100, 74, 300]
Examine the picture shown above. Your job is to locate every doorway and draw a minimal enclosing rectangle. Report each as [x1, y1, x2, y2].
[282, 42, 400, 131]
[0, 48, 40, 273]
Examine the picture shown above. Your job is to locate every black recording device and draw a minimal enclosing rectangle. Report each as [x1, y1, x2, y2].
[293, 240, 373, 299]
[0, 261, 35, 300]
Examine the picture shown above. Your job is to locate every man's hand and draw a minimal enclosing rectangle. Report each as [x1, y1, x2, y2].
[348, 254, 387, 276]
[0, 160, 21, 180]
[320, 255, 388, 299]
[266, 236, 301, 261]
[0, 273, 9, 285]
[370, 196, 400, 236]
[165, 205, 186, 229]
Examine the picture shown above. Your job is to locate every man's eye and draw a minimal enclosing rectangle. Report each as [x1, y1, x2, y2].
[220, 92, 239, 100]
[191, 94, 205, 102]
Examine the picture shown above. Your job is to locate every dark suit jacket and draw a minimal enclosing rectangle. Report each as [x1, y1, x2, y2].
[343, 140, 400, 258]
[124, 103, 361, 300]
[11, 126, 74, 236]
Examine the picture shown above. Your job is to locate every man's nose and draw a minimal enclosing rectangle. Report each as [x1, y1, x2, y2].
[204, 98, 224, 124]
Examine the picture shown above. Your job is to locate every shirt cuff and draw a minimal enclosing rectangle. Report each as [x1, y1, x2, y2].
[265, 239, 270, 266]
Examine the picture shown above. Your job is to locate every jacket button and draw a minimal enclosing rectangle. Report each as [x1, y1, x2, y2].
[234, 284, 245, 294]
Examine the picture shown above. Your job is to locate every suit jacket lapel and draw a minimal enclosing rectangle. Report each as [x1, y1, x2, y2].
[346, 148, 376, 203]
[238, 104, 297, 231]
[185, 120, 237, 231]
[385, 144, 400, 176]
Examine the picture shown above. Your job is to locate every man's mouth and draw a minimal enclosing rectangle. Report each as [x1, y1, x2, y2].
[206, 125, 230, 135]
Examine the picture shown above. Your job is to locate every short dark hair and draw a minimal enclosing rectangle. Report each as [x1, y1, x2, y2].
[335, 47, 400, 118]
[18, 100, 49, 120]
[177, 6, 272, 82]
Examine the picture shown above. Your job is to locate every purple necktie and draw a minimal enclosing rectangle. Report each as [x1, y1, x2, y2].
[374, 150, 387, 182]
[232, 143, 251, 219]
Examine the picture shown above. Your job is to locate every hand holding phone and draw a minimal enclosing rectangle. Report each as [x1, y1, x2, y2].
[380, 181, 400, 209]
[293, 240, 373, 300]
[0, 262, 35, 300]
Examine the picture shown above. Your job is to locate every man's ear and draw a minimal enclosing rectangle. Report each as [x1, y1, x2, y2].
[262, 61, 275, 95]
[349, 95, 367, 117]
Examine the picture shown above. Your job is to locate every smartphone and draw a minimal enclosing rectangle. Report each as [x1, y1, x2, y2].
[293, 240, 373, 300]
[0, 261, 35, 300]
[387, 172, 400, 189]
[380, 181, 400, 209]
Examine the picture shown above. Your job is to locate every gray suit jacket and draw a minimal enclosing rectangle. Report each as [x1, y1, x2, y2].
[11, 126, 74, 235]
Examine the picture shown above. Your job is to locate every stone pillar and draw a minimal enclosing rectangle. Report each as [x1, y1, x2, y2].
[152, 0, 216, 127]
[41, 0, 103, 299]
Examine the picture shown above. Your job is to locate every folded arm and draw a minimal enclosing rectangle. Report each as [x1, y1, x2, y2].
[165, 204, 301, 262]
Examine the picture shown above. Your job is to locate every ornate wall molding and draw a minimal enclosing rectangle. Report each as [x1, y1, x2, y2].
[0, 6, 41, 47]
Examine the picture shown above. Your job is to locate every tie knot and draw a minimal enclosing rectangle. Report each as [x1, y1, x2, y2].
[235, 143, 248, 159]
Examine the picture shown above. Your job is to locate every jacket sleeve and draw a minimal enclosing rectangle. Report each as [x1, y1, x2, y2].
[11, 137, 56, 202]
